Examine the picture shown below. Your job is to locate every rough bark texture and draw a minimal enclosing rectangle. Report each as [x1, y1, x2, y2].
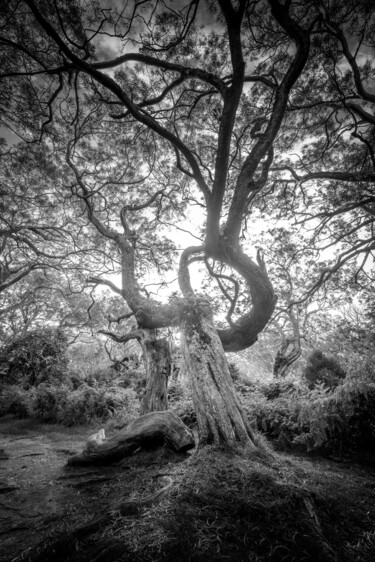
[67, 411, 195, 466]
[180, 300, 258, 449]
[140, 334, 171, 415]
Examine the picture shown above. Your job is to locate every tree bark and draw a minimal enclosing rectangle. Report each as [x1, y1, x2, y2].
[180, 299, 258, 450]
[67, 411, 195, 466]
[140, 332, 171, 415]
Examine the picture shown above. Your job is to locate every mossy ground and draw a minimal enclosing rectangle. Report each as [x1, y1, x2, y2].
[1, 417, 374, 562]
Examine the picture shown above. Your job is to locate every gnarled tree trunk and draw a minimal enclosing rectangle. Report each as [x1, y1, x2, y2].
[140, 331, 171, 415]
[180, 299, 258, 450]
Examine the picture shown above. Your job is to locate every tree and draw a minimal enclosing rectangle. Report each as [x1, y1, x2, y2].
[1, 0, 374, 450]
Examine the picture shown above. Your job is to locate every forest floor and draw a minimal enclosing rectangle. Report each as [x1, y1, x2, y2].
[1, 416, 375, 562]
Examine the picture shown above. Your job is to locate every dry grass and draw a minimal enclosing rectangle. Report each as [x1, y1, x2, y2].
[42, 446, 375, 562]
[2, 418, 375, 562]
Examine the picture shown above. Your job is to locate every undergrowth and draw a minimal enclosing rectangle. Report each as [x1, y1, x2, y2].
[240, 373, 375, 463]
[0, 383, 139, 426]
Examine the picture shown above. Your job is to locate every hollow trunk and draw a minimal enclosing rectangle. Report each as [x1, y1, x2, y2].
[180, 300, 258, 450]
[140, 332, 171, 415]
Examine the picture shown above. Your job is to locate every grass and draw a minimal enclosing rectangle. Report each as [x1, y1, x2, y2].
[54, 446, 375, 562]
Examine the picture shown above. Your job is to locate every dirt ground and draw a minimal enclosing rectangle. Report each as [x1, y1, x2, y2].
[1, 416, 375, 562]
[0, 416, 192, 562]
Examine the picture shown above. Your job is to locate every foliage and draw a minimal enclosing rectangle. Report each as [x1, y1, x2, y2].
[0, 382, 139, 426]
[0, 385, 35, 418]
[0, 328, 69, 388]
[119, 369, 147, 396]
[241, 370, 375, 463]
[84, 365, 147, 396]
[303, 350, 346, 389]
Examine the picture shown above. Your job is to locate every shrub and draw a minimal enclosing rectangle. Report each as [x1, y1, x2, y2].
[259, 380, 296, 400]
[0, 382, 140, 426]
[0, 385, 35, 418]
[303, 350, 346, 389]
[33, 383, 139, 426]
[120, 369, 147, 395]
[85, 367, 114, 387]
[0, 328, 69, 388]
[243, 376, 375, 463]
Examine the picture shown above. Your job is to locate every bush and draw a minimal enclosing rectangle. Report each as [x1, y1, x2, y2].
[0, 328, 69, 388]
[85, 367, 114, 387]
[259, 380, 296, 400]
[303, 350, 346, 389]
[34, 383, 139, 426]
[0, 385, 35, 418]
[120, 369, 146, 395]
[0, 382, 140, 426]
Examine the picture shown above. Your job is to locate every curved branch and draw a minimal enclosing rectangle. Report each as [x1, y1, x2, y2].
[91, 54, 226, 95]
[346, 103, 375, 126]
[126, 190, 165, 212]
[178, 245, 205, 297]
[86, 277, 123, 296]
[271, 166, 375, 183]
[323, 17, 375, 104]
[98, 329, 143, 343]
[209, 241, 276, 352]
[109, 75, 186, 119]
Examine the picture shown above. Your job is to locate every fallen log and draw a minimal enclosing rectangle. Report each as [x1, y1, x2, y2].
[67, 411, 195, 466]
